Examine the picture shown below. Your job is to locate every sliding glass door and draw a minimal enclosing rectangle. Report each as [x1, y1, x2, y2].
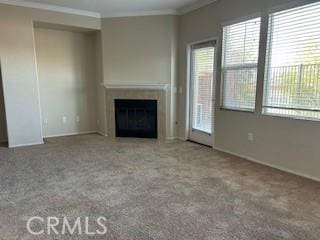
[189, 40, 216, 146]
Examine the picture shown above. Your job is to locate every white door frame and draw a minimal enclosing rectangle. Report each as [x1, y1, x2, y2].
[185, 37, 218, 147]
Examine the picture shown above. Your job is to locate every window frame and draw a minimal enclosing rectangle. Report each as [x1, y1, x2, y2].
[217, 0, 320, 123]
[261, 0, 320, 121]
[220, 14, 262, 113]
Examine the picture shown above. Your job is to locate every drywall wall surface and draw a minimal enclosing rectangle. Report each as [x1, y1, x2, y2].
[34, 28, 98, 137]
[178, 0, 320, 180]
[101, 15, 179, 138]
[93, 32, 107, 135]
[0, 67, 7, 142]
[0, 3, 100, 147]
[168, 17, 179, 138]
[0, 7, 43, 147]
[101, 15, 176, 85]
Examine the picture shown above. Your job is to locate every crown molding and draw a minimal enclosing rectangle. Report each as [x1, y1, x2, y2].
[0, 0, 101, 18]
[0, 0, 217, 19]
[102, 9, 177, 18]
[179, 0, 217, 15]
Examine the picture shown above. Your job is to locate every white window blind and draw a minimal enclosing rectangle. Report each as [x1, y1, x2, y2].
[221, 17, 261, 111]
[191, 43, 215, 133]
[263, 2, 320, 120]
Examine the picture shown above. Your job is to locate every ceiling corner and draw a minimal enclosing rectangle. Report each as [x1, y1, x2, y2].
[178, 0, 217, 15]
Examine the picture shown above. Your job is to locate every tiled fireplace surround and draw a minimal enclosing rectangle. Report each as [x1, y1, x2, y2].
[105, 86, 168, 140]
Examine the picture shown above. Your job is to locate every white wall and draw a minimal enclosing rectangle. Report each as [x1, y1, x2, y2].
[0, 3, 100, 147]
[0, 67, 7, 142]
[101, 15, 177, 86]
[34, 28, 99, 137]
[93, 32, 107, 136]
[178, 0, 320, 180]
[101, 15, 178, 138]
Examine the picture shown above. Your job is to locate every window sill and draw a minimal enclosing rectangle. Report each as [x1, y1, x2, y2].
[220, 107, 255, 113]
[262, 112, 320, 123]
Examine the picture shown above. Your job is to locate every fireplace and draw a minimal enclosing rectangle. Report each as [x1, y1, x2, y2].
[115, 99, 158, 138]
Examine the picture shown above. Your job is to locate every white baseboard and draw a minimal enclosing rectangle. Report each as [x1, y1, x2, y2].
[9, 141, 44, 148]
[44, 131, 97, 138]
[213, 146, 320, 183]
[175, 136, 187, 141]
[166, 136, 178, 140]
[97, 131, 108, 137]
[8, 131, 100, 148]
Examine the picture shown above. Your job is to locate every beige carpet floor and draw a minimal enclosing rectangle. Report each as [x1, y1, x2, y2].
[0, 134, 319, 239]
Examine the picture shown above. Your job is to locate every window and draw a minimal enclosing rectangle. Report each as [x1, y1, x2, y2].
[221, 17, 261, 111]
[263, 2, 320, 120]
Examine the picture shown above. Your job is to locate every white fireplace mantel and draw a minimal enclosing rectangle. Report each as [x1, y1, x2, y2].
[102, 83, 169, 90]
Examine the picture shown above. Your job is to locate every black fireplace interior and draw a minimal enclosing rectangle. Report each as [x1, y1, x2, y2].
[115, 99, 157, 139]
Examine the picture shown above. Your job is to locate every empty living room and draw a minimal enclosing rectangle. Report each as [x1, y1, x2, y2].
[0, 0, 320, 239]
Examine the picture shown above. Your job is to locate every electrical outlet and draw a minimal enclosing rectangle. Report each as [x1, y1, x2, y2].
[76, 116, 80, 123]
[43, 118, 48, 124]
[62, 116, 67, 124]
[248, 133, 254, 142]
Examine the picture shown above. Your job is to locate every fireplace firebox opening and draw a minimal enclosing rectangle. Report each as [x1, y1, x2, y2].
[115, 99, 157, 139]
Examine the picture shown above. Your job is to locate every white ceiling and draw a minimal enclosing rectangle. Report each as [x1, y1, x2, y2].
[2, 0, 216, 17]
